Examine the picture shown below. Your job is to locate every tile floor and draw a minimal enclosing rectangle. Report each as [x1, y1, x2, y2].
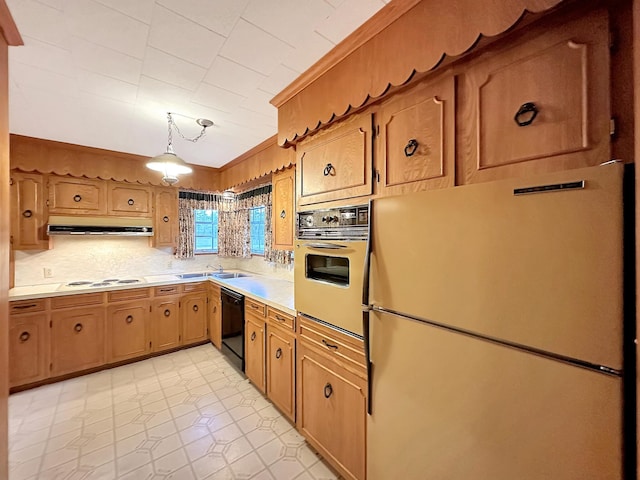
[8, 344, 341, 480]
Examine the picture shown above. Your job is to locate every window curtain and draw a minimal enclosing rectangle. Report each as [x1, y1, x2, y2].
[176, 191, 228, 259]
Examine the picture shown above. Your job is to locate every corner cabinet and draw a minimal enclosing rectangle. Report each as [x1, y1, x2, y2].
[209, 283, 222, 349]
[297, 113, 373, 207]
[48, 176, 107, 215]
[272, 167, 295, 250]
[10, 171, 48, 250]
[153, 187, 178, 248]
[182, 283, 209, 345]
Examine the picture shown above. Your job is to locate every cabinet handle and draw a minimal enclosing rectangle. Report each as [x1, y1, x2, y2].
[163, 216, 169, 223]
[19, 331, 30, 342]
[127, 198, 134, 205]
[13, 304, 37, 310]
[213, 306, 217, 313]
[250, 332, 256, 341]
[159, 288, 174, 293]
[74, 323, 83, 333]
[250, 304, 260, 310]
[280, 209, 286, 219]
[274, 314, 286, 322]
[404, 138, 419, 157]
[322, 339, 339, 350]
[275, 347, 282, 359]
[324, 383, 333, 399]
[22, 209, 33, 218]
[193, 305, 199, 312]
[164, 309, 171, 317]
[73, 194, 82, 202]
[514, 102, 538, 127]
[323, 163, 335, 176]
[126, 315, 133, 324]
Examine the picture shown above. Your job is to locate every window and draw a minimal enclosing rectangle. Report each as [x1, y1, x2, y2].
[249, 206, 266, 255]
[194, 209, 218, 253]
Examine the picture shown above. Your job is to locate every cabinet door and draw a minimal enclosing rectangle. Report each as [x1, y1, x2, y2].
[245, 315, 266, 393]
[51, 307, 105, 376]
[272, 167, 295, 250]
[182, 293, 208, 345]
[151, 297, 181, 352]
[458, 9, 610, 184]
[10, 172, 48, 250]
[377, 74, 455, 196]
[297, 113, 373, 206]
[153, 188, 178, 248]
[107, 302, 150, 363]
[209, 285, 221, 349]
[108, 183, 152, 216]
[297, 345, 366, 480]
[9, 313, 49, 388]
[48, 176, 107, 215]
[266, 326, 295, 421]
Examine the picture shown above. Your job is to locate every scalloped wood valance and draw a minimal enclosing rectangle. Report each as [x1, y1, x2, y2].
[271, 0, 567, 145]
[10, 134, 219, 191]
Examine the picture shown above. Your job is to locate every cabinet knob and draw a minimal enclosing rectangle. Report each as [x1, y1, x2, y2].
[126, 315, 133, 324]
[164, 309, 171, 317]
[323, 163, 335, 176]
[323, 383, 333, 399]
[22, 209, 33, 218]
[193, 304, 199, 312]
[404, 138, 419, 157]
[250, 331, 256, 341]
[514, 102, 539, 127]
[73, 194, 82, 202]
[127, 198, 134, 205]
[280, 209, 286, 219]
[275, 347, 282, 359]
[74, 323, 83, 333]
[163, 216, 169, 223]
[19, 331, 30, 342]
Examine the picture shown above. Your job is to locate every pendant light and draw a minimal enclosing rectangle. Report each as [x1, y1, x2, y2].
[146, 112, 213, 185]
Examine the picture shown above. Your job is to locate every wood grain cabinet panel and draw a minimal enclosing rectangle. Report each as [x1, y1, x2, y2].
[209, 284, 221, 349]
[107, 302, 150, 363]
[50, 306, 105, 377]
[297, 113, 373, 206]
[245, 314, 266, 393]
[458, 9, 611, 184]
[153, 188, 178, 248]
[10, 171, 48, 250]
[108, 183, 152, 216]
[266, 326, 295, 421]
[182, 293, 208, 345]
[9, 312, 49, 388]
[376, 74, 455, 196]
[272, 167, 295, 250]
[48, 176, 107, 215]
[151, 297, 181, 353]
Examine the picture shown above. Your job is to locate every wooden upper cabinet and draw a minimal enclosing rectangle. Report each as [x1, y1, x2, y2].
[153, 187, 178, 248]
[297, 113, 373, 206]
[108, 183, 152, 217]
[457, 9, 611, 184]
[272, 167, 295, 250]
[10, 171, 48, 250]
[376, 74, 455, 196]
[48, 176, 107, 215]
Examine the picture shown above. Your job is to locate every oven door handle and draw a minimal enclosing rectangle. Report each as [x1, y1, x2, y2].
[306, 243, 348, 250]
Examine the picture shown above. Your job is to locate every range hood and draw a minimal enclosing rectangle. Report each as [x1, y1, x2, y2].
[47, 216, 154, 236]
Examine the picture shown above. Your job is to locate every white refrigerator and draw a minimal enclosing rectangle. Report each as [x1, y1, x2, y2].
[363, 163, 633, 479]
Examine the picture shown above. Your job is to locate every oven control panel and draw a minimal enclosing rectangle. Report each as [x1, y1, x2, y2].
[297, 205, 369, 240]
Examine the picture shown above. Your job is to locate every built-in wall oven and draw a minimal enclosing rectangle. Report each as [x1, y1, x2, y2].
[295, 204, 369, 336]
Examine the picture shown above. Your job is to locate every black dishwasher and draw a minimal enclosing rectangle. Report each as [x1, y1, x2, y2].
[221, 287, 244, 372]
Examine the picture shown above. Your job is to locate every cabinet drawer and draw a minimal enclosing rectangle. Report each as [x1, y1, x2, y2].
[267, 306, 295, 331]
[10, 298, 47, 315]
[51, 293, 104, 310]
[108, 184, 151, 216]
[108, 288, 151, 302]
[183, 282, 207, 293]
[48, 176, 107, 215]
[298, 315, 366, 374]
[245, 298, 266, 317]
[154, 285, 182, 296]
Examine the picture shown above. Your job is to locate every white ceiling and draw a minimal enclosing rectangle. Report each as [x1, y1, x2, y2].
[6, 0, 389, 168]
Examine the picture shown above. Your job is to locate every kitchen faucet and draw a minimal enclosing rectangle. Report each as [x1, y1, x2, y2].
[206, 263, 224, 273]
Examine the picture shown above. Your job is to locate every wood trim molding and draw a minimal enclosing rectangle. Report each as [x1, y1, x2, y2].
[0, 0, 22, 46]
[272, 0, 566, 145]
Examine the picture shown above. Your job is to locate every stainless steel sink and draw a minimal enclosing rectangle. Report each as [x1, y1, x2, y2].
[176, 272, 212, 279]
[211, 272, 251, 279]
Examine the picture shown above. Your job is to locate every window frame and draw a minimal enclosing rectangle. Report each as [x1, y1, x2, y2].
[249, 205, 266, 256]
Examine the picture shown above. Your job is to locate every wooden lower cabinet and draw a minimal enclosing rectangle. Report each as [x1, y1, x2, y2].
[182, 293, 208, 345]
[209, 284, 221, 349]
[151, 297, 181, 352]
[9, 312, 49, 387]
[106, 302, 150, 363]
[297, 344, 367, 480]
[50, 306, 105, 377]
[245, 315, 266, 393]
[266, 325, 295, 421]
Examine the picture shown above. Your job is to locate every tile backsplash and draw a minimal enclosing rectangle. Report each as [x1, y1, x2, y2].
[14, 237, 294, 286]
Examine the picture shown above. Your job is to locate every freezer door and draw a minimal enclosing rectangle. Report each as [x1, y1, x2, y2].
[368, 310, 623, 480]
[370, 163, 625, 369]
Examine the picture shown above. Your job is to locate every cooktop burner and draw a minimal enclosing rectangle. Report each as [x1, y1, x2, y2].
[67, 281, 92, 286]
[61, 278, 145, 289]
[117, 279, 140, 284]
[91, 282, 112, 287]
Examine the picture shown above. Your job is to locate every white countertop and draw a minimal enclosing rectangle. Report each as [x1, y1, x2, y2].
[9, 271, 295, 315]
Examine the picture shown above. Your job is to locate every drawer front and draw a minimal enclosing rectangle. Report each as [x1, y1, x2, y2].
[108, 288, 151, 303]
[51, 293, 104, 310]
[154, 285, 182, 297]
[267, 306, 295, 331]
[245, 298, 266, 317]
[183, 282, 207, 293]
[10, 298, 47, 315]
[298, 316, 366, 374]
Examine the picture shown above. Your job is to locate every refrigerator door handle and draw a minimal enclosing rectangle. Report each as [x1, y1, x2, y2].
[362, 199, 373, 307]
[363, 309, 373, 415]
[306, 242, 348, 250]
